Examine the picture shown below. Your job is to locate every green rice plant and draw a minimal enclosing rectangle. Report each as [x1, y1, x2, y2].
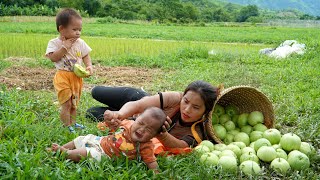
[0, 33, 269, 68]
[1, 21, 320, 45]
[0, 33, 50, 59]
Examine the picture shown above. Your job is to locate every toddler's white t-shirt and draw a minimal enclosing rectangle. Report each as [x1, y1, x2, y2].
[46, 38, 92, 71]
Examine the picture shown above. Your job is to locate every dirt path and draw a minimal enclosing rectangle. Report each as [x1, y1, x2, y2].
[0, 59, 162, 92]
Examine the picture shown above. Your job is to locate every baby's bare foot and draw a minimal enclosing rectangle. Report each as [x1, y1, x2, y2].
[51, 143, 60, 152]
[51, 143, 67, 153]
[46, 143, 61, 152]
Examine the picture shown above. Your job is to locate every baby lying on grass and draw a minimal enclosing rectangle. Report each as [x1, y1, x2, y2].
[48, 107, 166, 171]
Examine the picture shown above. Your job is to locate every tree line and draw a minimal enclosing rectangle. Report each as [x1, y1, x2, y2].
[0, 0, 318, 23]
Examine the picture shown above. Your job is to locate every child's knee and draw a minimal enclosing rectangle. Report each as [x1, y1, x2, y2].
[61, 99, 72, 109]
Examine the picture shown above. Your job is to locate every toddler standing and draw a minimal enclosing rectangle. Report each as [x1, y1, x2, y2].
[45, 8, 93, 133]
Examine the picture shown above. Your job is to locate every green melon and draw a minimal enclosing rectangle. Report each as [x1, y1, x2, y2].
[73, 64, 89, 78]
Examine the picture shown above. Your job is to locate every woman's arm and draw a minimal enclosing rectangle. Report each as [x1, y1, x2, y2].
[118, 91, 182, 119]
[156, 132, 189, 148]
[104, 95, 161, 121]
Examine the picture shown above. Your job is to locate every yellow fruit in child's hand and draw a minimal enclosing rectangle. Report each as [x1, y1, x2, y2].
[73, 64, 90, 78]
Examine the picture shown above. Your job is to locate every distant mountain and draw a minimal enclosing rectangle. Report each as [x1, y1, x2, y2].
[219, 0, 320, 16]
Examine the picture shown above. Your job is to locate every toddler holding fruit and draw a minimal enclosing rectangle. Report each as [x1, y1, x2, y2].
[45, 8, 93, 133]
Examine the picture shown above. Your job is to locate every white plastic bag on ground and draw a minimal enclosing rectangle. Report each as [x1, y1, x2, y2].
[259, 48, 275, 55]
[279, 40, 298, 47]
[260, 40, 306, 59]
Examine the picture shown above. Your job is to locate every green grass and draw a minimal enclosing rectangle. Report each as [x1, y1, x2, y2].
[0, 18, 320, 179]
[0, 33, 269, 60]
[0, 20, 319, 44]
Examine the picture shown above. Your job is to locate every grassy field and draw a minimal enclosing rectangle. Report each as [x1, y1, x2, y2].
[0, 22, 319, 44]
[0, 17, 319, 179]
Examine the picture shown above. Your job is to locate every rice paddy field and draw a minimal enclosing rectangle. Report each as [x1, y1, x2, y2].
[0, 16, 319, 179]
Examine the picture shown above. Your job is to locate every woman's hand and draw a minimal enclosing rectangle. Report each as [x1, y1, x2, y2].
[160, 116, 172, 133]
[104, 110, 121, 120]
[104, 110, 122, 130]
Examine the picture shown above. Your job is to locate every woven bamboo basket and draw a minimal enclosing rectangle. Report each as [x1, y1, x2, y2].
[206, 86, 275, 144]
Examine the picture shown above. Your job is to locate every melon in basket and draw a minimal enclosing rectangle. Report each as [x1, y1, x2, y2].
[212, 104, 268, 145]
[207, 86, 275, 144]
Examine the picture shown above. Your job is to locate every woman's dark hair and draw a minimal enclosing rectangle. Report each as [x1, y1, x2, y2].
[183, 80, 220, 121]
[56, 8, 82, 32]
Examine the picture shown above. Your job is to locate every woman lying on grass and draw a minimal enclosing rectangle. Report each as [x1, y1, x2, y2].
[87, 80, 221, 153]
[48, 107, 166, 172]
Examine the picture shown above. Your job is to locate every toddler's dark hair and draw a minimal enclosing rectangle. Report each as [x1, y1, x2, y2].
[144, 107, 166, 134]
[56, 8, 82, 32]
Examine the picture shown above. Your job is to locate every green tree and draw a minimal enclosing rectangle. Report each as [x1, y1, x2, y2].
[200, 7, 231, 22]
[96, 1, 113, 17]
[143, 4, 166, 22]
[236, 5, 259, 22]
[182, 2, 199, 21]
[1, 0, 45, 6]
[200, 7, 214, 22]
[58, 0, 84, 11]
[45, 0, 59, 8]
[83, 0, 101, 16]
[212, 8, 231, 22]
[300, 13, 315, 20]
[158, 0, 183, 21]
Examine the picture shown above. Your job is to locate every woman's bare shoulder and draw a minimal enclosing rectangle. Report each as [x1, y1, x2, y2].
[162, 91, 183, 97]
[162, 91, 183, 106]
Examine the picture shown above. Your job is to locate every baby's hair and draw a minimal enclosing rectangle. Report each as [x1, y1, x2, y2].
[56, 8, 82, 32]
[144, 107, 166, 133]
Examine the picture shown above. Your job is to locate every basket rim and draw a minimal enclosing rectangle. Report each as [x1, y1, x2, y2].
[206, 85, 274, 144]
